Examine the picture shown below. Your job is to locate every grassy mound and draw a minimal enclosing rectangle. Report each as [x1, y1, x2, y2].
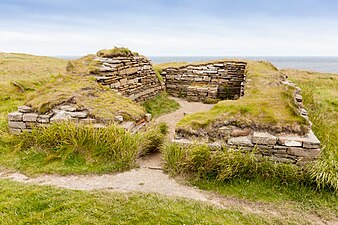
[156, 60, 309, 134]
[96, 47, 137, 58]
[25, 73, 145, 121]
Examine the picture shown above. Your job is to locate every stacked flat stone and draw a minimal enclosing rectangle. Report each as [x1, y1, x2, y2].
[175, 129, 320, 164]
[8, 104, 152, 134]
[94, 56, 162, 102]
[162, 61, 247, 102]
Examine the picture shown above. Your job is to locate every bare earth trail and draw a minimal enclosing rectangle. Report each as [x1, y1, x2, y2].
[0, 98, 336, 224]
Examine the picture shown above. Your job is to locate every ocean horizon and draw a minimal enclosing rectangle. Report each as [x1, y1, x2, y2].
[54, 55, 338, 74]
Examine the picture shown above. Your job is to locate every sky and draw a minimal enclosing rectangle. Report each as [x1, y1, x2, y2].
[1, 0, 338, 56]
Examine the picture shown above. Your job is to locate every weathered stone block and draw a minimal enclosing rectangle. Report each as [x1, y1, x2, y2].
[59, 105, 78, 112]
[231, 129, 251, 137]
[302, 131, 320, 149]
[50, 111, 72, 122]
[287, 147, 320, 158]
[18, 106, 33, 113]
[278, 136, 303, 147]
[228, 136, 253, 146]
[23, 113, 38, 122]
[252, 132, 277, 145]
[66, 111, 88, 118]
[8, 121, 26, 129]
[37, 115, 50, 123]
[8, 112, 23, 121]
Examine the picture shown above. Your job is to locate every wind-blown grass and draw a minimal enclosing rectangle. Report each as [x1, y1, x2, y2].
[283, 69, 338, 191]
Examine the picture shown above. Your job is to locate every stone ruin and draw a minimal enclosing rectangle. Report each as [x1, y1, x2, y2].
[162, 61, 246, 102]
[7, 52, 321, 164]
[174, 79, 321, 165]
[94, 55, 163, 102]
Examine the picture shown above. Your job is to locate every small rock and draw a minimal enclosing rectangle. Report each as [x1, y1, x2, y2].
[303, 131, 321, 149]
[18, 106, 33, 113]
[295, 94, 303, 102]
[145, 113, 152, 122]
[278, 136, 303, 147]
[115, 115, 124, 123]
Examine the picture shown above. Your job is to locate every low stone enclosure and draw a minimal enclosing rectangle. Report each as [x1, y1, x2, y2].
[174, 79, 320, 165]
[162, 61, 246, 102]
[94, 55, 162, 102]
[7, 49, 321, 165]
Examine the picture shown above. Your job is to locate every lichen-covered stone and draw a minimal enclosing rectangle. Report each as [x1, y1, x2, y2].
[37, 115, 51, 123]
[66, 111, 88, 118]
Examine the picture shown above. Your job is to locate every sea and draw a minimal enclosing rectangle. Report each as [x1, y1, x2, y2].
[57, 56, 338, 74]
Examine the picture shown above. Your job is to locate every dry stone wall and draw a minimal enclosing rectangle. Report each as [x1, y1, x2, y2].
[8, 104, 151, 134]
[174, 80, 321, 164]
[94, 55, 162, 102]
[161, 61, 247, 101]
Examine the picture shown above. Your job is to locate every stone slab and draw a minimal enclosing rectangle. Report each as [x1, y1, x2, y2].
[37, 115, 51, 123]
[66, 111, 88, 118]
[287, 147, 320, 158]
[278, 136, 303, 147]
[8, 112, 23, 121]
[18, 106, 33, 113]
[59, 105, 78, 112]
[303, 131, 321, 149]
[252, 132, 277, 145]
[227, 136, 253, 147]
[23, 113, 38, 122]
[8, 121, 26, 129]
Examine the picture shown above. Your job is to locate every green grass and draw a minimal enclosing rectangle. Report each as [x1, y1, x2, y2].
[142, 92, 180, 118]
[157, 60, 309, 134]
[194, 178, 338, 220]
[0, 180, 322, 224]
[25, 73, 145, 121]
[283, 69, 338, 191]
[0, 121, 167, 175]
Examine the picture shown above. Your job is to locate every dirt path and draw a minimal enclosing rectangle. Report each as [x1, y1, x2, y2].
[0, 98, 336, 224]
[155, 97, 214, 140]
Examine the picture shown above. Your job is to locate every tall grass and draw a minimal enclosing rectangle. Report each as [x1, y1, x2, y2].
[13, 122, 168, 174]
[162, 143, 307, 184]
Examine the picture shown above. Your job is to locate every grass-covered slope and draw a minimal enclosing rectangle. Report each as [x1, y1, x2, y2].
[21, 50, 146, 121]
[157, 60, 308, 134]
[25, 73, 145, 121]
